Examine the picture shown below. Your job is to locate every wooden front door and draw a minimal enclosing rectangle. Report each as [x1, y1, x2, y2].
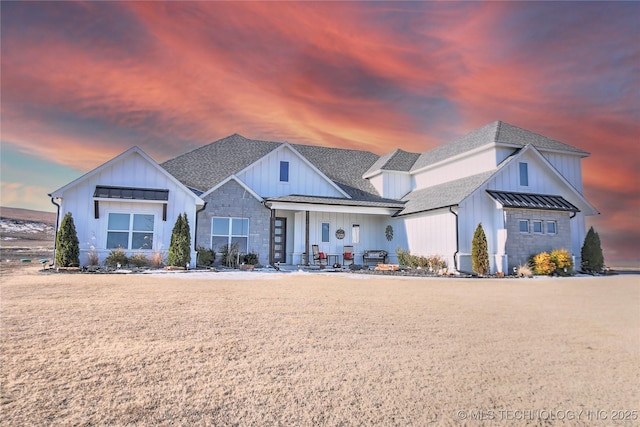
[272, 217, 287, 263]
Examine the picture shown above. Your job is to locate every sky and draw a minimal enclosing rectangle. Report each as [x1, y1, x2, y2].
[1, 1, 638, 262]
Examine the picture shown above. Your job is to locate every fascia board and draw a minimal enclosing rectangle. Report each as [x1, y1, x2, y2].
[267, 201, 397, 215]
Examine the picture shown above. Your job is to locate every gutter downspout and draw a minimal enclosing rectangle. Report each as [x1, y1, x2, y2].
[50, 196, 61, 267]
[194, 202, 207, 266]
[449, 206, 459, 272]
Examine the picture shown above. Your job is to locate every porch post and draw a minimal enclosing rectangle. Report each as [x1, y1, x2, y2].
[269, 208, 276, 266]
[305, 210, 310, 265]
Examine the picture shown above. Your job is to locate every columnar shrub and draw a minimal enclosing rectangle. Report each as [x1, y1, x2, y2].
[55, 212, 80, 267]
[532, 252, 555, 275]
[168, 213, 191, 267]
[471, 223, 489, 275]
[581, 226, 604, 273]
[550, 249, 573, 275]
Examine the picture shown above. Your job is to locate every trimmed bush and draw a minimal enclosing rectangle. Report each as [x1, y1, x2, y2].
[531, 252, 555, 275]
[168, 213, 191, 267]
[471, 223, 489, 275]
[581, 226, 604, 273]
[243, 252, 259, 265]
[396, 248, 411, 267]
[196, 246, 216, 267]
[55, 212, 80, 267]
[395, 248, 447, 271]
[104, 247, 129, 268]
[550, 248, 573, 275]
[129, 253, 150, 268]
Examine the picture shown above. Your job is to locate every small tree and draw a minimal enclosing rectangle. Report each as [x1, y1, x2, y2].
[55, 212, 80, 267]
[581, 226, 604, 273]
[471, 223, 489, 275]
[168, 213, 191, 267]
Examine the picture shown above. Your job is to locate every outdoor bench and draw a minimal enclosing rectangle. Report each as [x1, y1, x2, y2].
[363, 250, 388, 266]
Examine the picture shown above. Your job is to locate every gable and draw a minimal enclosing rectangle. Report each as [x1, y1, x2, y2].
[471, 146, 598, 215]
[235, 144, 348, 198]
[50, 147, 204, 206]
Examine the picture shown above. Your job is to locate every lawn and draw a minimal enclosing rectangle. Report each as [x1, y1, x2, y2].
[2, 269, 638, 426]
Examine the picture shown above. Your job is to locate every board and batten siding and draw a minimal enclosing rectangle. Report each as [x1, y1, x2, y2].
[369, 171, 411, 199]
[401, 209, 458, 270]
[55, 151, 199, 266]
[540, 152, 584, 194]
[237, 146, 344, 198]
[289, 211, 388, 265]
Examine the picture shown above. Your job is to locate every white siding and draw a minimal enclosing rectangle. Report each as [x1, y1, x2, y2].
[413, 147, 497, 190]
[368, 172, 411, 199]
[56, 151, 199, 267]
[288, 210, 388, 265]
[237, 146, 344, 198]
[401, 209, 458, 270]
[541, 152, 584, 193]
[457, 193, 500, 273]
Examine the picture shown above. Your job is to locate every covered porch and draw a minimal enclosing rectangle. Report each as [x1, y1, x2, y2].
[265, 196, 404, 267]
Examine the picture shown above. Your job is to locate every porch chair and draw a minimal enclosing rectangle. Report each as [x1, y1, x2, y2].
[343, 246, 354, 267]
[312, 244, 327, 265]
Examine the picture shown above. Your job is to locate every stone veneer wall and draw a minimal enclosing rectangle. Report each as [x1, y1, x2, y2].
[196, 180, 271, 265]
[504, 209, 572, 271]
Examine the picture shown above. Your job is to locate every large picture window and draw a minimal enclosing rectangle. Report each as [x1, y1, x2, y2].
[212, 217, 249, 253]
[107, 213, 154, 250]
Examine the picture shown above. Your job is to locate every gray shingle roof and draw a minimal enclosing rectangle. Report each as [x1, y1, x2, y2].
[364, 149, 420, 176]
[411, 121, 589, 172]
[161, 134, 383, 200]
[291, 144, 380, 199]
[397, 170, 496, 216]
[161, 134, 280, 191]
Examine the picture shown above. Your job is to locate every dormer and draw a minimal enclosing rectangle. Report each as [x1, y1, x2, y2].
[363, 149, 420, 199]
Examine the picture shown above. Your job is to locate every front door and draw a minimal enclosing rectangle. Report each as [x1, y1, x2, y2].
[272, 217, 287, 263]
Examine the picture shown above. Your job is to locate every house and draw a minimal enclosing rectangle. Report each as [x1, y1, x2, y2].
[49, 121, 598, 273]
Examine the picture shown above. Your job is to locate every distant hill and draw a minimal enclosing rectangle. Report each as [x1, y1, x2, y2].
[0, 207, 57, 225]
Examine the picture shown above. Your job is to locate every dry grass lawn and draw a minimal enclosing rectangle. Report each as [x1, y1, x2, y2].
[2, 267, 638, 426]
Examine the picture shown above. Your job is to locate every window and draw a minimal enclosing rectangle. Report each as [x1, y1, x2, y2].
[107, 213, 154, 250]
[321, 222, 330, 243]
[519, 162, 529, 186]
[280, 161, 289, 182]
[212, 217, 249, 253]
[546, 221, 557, 235]
[352, 224, 360, 244]
[532, 220, 543, 234]
[519, 220, 529, 233]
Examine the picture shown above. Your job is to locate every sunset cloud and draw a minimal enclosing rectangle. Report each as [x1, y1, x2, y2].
[1, 1, 638, 261]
